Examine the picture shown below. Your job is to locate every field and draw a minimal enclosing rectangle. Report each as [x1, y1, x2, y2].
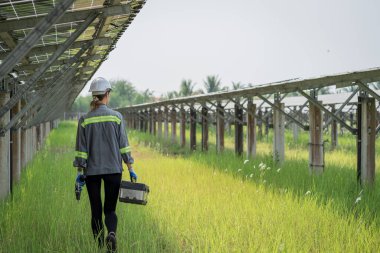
[1, 121, 380, 252]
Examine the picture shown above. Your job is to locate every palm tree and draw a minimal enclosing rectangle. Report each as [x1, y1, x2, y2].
[203, 75, 222, 93]
[179, 79, 195, 96]
[232, 82, 245, 90]
[164, 91, 179, 99]
[142, 89, 154, 103]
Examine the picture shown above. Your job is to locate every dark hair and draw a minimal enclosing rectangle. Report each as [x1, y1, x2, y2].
[90, 91, 110, 111]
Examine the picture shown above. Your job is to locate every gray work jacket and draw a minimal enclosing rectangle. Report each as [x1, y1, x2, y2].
[73, 104, 134, 176]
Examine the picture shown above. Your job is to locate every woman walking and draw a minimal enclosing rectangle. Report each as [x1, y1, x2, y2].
[73, 77, 137, 252]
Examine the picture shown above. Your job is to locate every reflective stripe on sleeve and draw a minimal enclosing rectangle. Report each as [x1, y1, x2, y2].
[120, 146, 132, 154]
[75, 151, 88, 159]
[81, 115, 121, 127]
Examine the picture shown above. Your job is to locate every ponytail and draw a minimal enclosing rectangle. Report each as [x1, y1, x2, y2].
[90, 92, 108, 111]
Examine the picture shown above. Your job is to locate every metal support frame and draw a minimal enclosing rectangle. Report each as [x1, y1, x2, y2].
[1, 44, 90, 133]
[323, 87, 359, 130]
[297, 89, 356, 134]
[0, 13, 98, 119]
[257, 94, 309, 131]
[357, 81, 380, 103]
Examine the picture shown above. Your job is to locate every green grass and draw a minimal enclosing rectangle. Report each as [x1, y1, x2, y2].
[1, 121, 380, 252]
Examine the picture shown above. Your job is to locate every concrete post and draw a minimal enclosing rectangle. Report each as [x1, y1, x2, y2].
[157, 108, 163, 138]
[144, 110, 148, 133]
[273, 101, 285, 163]
[152, 110, 157, 136]
[265, 108, 270, 142]
[331, 105, 338, 150]
[171, 108, 177, 144]
[164, 107, 169, 140]
[216, 102, 224, 153]
[180, 107, 186, 147]
[138, 111, 144, 131]
[11, 100, 21, 184]
[148, 109, 153, 134]
[309, 102, 324, 174]
[292, 106, 299, 143]
[36, 123, 41, 150]
[46, 121, 50, 136]
[190, 107, 197, 151]
[235, 103, 243, 156]
[257, 109, 263, 141]
[0, 92, 10, 200]
[201, 105, 208, 151]
[357, 96, 376, 185]
[247, 100, 256, 158]
[20, 129, 28, 169]
[32, 126, 36, 157]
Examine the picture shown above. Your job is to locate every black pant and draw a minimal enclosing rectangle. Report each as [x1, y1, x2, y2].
[85, 173, 122, 246]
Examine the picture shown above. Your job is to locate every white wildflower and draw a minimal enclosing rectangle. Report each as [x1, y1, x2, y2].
[305, 191, 311, 195]
[277, 168, 281, 173]
[238, 169, 242, 172]
[244, 160, 249, 165]
[266, 167, 271, 170]
[278, 243, 285, 252]
[249, 173, 254, 178]
[355, 196, 362, 204]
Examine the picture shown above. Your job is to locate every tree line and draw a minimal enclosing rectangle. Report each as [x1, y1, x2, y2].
[70, 76, 380, 113]
[71, 75, 251, 112]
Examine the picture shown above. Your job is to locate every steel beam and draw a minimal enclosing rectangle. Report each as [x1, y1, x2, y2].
[257, 94, 308, 131]
[17, 55, 102, 72]
[0, 37, 111, 60]
[357, 81, 380, 103]
[323, 87, 359, 129]
[9, 61, 84, 132]
[297, 89, 357, 134]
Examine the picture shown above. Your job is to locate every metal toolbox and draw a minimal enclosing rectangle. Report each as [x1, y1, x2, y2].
[119, 181, 149, 205]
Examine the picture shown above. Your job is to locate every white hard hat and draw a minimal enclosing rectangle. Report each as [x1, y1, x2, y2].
[89, 77, 112, 95]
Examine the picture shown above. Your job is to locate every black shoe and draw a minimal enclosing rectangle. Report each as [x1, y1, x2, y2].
[106, 232, 117, 253]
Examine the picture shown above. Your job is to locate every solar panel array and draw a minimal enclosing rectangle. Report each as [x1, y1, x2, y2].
[0, 0, 145, 128]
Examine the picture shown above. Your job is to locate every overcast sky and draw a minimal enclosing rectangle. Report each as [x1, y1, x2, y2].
[82, 0, 380, 96]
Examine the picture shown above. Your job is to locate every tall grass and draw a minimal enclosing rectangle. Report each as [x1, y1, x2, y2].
[1, 121, 380, 252]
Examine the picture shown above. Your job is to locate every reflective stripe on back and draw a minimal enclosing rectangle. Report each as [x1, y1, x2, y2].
[81, 115, 121, 127]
